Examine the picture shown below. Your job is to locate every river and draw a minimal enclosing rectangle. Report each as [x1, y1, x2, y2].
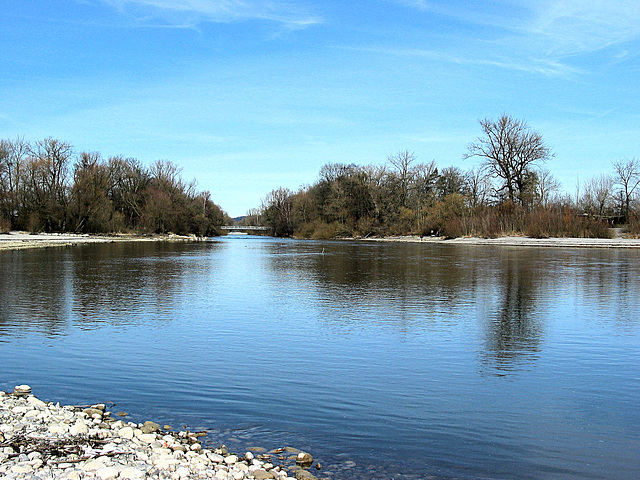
[1, 236, 638, 479]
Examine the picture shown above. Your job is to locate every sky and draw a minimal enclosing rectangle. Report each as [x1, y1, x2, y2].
[1, 0, 639, 217]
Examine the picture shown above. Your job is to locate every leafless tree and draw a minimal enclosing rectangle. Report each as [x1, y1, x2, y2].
[0, 137, 29, 223]
[536, 168, 561, 207]
[107, 155, 149, 223]
[387, 149, 416, 208]
[465, 167, 492, 208]
[409, 161, 438, 208]
[21, 138, 74, 230]
[150, 160, 184, 195]
[582, 174, 614, 217]
[29, 137, 73, 205]
[613, 158, 640, 221]
[464, 115, 552, 206]
[262, 187, 294, 236]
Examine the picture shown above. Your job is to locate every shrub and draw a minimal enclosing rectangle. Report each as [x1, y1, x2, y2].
[468, 209, 502, 238]
[0, 216, 10, 234]
[27, 213, 42, 233]
[441, 217, 465, 238]
[294, 221, 320, 239]
[627, 213, 640, 238]
[525, 209, 564, 238]
[294, 221, 352, 239]
[354, 216, 375, 238]
[420, 194, 467, 238]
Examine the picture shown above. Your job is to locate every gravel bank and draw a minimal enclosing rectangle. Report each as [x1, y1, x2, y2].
[360, 234, 640, 248]
[0, 386, 321, 480]
[0, 232, 204, 252]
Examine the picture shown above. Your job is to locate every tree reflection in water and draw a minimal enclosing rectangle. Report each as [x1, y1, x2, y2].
[480, 252, 543, 375]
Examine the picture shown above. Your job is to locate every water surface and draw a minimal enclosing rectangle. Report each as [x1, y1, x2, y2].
[1, 237, 638, 479]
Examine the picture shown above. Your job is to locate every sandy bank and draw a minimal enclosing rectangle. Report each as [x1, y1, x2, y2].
[359, 234, 640, 249]
[0, 232, 204, 252]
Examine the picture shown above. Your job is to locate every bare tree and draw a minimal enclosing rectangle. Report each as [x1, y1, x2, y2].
[387, 150, 417, 208]
[262, 187, 294, 236]
[465, 167, 491, 208]
[582, 174, 614, 217]
[409, 161, 438, 208]
[107, 155, 149, 224]
[70, 152, 114, 233]
[464, 115, 552, 206]
[0, 137, 29, 224]
[29, 137, 73, 205]
[150, 160, 184, 195]
[361, 164, 388, 220]
[613, 158, 640, 222]
[536, 168, 561, 207]
[24, 138, 73, 231]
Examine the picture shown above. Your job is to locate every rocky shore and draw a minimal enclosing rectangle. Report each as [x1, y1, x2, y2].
[0, 386, 322, 480]
[360, 234, 640, 248]
[4, 230, 640, 252]
[0, 232, 205, 252]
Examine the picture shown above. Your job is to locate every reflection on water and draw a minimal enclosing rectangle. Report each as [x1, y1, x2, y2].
[482, 252, 544, 375]
[0, 243, 218, 337]
[1, 238, 639, 480]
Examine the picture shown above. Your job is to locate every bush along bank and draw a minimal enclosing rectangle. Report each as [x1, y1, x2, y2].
[0, 386, 322, 480]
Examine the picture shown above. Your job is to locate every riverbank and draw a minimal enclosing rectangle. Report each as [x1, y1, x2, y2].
[359, 234, 640, 248]
[5, 230, 640, 252]
[0, 232, 206, 252]
[0, 386, 321, 480]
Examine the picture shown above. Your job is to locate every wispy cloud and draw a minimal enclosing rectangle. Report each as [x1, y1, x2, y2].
[396, 0, 640, 55]
[528, 0, 640, 56]
[391, 0, 640, 76]
[95, 0, 321, 29]
[343, 45, 583, 78]
[392, 0, 530, 31]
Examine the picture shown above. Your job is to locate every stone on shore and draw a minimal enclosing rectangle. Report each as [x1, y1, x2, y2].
[12, 385, 31, 396]
[0, 385, 311, 480]
[141, 420, 161, 433]
[296, 451, 313, 467]
[294, 470, 318, 480]
[118, 426, 135, 439]
[253, 468, 277, 479]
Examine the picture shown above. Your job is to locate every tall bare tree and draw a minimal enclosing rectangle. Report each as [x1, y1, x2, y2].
[582, 174, 614, 217]
[0, 137, 29, 226]
[464, 115, 552, 206]
[387, 150, 416, 208]
[24, 137, 73, 231]
[107, 155, 149, 225]
[465, 167, 491, 208]
[409, 161, 439, 209]
[262, 187, 294, 237]
[29, 137, 73, 205]
[70, 151, 114, 232]
[613, 158, 640, 221]
[535, 168, 561, 207]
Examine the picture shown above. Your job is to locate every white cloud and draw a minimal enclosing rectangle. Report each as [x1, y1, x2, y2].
[343, 45, 583, 78]
[528, 0, 640, 55]
[397, 0, 640, 56]
[386, 0, 640, 79]
[96, 0, 321, 28]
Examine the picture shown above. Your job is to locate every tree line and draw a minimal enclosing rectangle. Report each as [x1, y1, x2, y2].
[254, 115, 640, 239]
[0, 137, 227, 236]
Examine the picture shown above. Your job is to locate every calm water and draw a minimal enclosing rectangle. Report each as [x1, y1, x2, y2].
[1, 237, 639, 479]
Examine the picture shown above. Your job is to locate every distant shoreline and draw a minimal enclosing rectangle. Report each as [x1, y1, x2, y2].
[3, 231, 640, 252]
[0, 231, 205, 252]
[356, 234, 640, 248]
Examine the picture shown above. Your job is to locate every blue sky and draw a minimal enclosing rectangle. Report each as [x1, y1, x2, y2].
[2, 0, 639, 216]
